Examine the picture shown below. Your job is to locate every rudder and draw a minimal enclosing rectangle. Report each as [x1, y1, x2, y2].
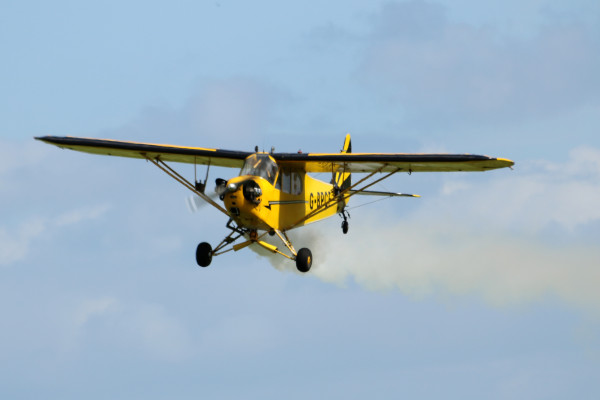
[334, 134, 351, 190]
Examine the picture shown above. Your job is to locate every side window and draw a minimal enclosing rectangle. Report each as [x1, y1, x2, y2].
[281, 170, 291, 193]
[277, 169, 302, 194]
[291, 172, 302, 195]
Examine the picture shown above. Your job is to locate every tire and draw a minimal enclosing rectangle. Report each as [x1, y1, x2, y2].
[295, 248, 312, 273]
[196, 242, 213, 267]
[342, 220, 349, 234]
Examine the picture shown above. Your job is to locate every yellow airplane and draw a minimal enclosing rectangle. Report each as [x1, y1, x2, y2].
[35, 134, 513, 272]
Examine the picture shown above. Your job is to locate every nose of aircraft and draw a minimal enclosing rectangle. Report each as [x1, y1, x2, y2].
[220, 176, 263, 204]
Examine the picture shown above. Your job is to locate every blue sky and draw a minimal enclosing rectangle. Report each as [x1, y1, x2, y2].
[2, 0, 600, 398]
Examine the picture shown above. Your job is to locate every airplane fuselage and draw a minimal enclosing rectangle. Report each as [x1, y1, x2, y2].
[223, 165, 345, 232]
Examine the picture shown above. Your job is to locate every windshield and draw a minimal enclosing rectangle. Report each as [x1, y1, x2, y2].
[240, 154, 279, 185]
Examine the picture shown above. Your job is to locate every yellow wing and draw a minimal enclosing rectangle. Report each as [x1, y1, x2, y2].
[273, 152, 513, 173]
[35, 136, 252, 168]
[36, 136, 514, 173]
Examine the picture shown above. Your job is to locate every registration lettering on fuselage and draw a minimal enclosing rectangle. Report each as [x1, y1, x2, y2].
[309, 191, 333, 210]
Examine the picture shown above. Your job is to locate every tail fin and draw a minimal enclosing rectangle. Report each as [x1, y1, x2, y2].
[334, 134, 351, 190]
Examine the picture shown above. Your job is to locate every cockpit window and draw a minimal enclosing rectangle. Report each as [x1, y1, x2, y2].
[276, 168, 303, 195]
[240, 154, 279, 185]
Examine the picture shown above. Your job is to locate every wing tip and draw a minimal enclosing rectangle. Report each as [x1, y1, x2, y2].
[496, 157, 515, 168]
[34, 136, 54, 143]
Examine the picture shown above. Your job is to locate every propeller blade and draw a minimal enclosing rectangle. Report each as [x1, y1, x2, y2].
[186, 193, 219, 213]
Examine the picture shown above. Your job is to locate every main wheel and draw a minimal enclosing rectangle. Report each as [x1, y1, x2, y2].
[196, 242, 213, 267]
[295, 248, 312, 273]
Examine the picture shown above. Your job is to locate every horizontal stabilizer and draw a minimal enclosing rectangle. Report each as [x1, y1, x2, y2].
[349, 190, 420, 198]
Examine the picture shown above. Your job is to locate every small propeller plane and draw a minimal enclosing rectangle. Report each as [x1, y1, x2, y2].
[35, 134, 513, 272]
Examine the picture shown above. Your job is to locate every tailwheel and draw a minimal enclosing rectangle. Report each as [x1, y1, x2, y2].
[341, 220, 349, 234]
[340, 210, 350, 234]
[196, 242, 213, 267]
[295, 248, 312, 273]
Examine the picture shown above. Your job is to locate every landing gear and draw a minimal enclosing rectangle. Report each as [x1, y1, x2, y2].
[295, 248, 312, 273]
[196, 242, 213, 267]
[195, 220, 313, 272]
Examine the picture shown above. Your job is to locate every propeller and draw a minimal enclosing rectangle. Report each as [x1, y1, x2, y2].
[186, 178, 227, 213]
[186, 193, 220, 213]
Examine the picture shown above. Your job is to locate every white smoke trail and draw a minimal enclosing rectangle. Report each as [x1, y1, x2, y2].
[304, 219, 600, 313]
[254, 148, 600, 313]
[246, 232, 302, 273]
[245, 224, 337, 274]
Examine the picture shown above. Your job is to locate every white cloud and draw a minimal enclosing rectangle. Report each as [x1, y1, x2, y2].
[0, 204, 110, 267]
[53, 204, 111, 227]
[429, 146, 600, 232]
[0, 140, 49, 177]
[74, 297, 118, 327]
[0, 218, 46, 266]
[67, 297, 192, 362]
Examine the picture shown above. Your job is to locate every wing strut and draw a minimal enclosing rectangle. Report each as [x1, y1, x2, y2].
[145, 156, 229, 216]
[340, 167, 402, 204]
[288, 166, 401, 230]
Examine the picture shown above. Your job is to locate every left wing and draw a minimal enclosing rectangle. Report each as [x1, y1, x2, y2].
[35, 136, 251, 168]
[272, 152, 513, 173]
